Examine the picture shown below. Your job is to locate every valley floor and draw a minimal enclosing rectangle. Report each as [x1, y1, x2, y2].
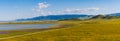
[1, 19, 120, 41]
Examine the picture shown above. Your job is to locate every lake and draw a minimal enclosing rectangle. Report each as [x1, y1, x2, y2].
[0, 24, 55, 30]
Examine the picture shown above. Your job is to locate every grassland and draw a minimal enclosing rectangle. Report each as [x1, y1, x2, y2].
[1, 19, 120, 41]
[0, 28, 55, 38]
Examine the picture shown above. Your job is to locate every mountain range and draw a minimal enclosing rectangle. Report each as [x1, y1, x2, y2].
[107, 13, 120, 16]
[16, 14, 92, 21]
[16, 13, 120, 21]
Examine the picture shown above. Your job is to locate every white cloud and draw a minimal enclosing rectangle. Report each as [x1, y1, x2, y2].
[34, 2, 50, 16]
[34, 2, 50, 12]
[38, 2, 49, 10]
[38, 8, 100, 15]
[33, 2, 100, 16]
[60, 8, 100, 14]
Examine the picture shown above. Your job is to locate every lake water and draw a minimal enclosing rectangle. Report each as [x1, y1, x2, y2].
[0, 24, 55, 30]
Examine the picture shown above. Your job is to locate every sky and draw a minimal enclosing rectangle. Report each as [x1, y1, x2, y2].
[0, 0, 120, 20]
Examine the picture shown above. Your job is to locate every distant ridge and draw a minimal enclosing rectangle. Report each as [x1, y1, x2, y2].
[90, 14, 120, 19]
[16, 14, 91, 21]
[107, 13, 120, 16]
[16, 13, 120, 21]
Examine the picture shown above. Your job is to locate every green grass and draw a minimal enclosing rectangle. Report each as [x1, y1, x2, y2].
[1, 19, 120, 41]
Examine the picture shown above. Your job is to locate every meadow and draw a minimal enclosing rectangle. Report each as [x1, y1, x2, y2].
[1, 19, 120, 41]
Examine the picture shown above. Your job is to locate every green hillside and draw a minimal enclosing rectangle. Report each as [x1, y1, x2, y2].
[1, 19, 120, 41]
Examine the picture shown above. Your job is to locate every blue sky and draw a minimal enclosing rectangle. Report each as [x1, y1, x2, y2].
[0, 0, 120, 20]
